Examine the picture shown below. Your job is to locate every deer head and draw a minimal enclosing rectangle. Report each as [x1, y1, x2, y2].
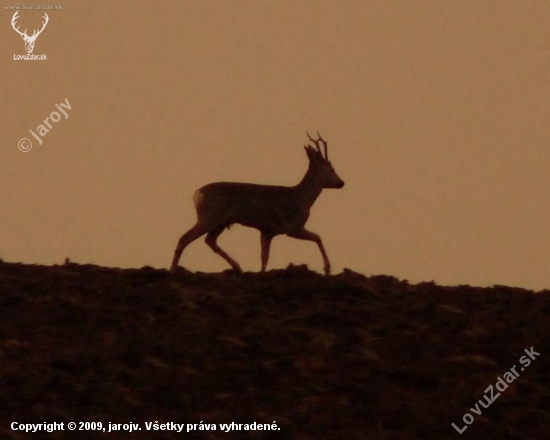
[304, 132, 345, 189]
[11, 11, 49, 54]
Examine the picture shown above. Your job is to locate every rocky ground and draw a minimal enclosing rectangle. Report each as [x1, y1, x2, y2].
[0, 261, 548, 439]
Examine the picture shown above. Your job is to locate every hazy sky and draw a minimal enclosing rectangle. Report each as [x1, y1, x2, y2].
[1, 1, 549, 290]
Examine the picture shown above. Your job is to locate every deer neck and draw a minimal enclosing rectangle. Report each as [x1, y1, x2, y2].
[294, 165, 324, 208]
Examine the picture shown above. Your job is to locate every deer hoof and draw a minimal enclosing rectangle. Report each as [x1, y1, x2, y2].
[170, 265, 180, 274]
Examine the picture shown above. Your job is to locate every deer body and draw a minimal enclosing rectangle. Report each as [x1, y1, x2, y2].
[170, 133, 344, 275]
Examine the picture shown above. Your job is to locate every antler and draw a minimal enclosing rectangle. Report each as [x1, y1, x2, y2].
[11, 11, 27, 38]
[306, 131, 328, 160]
[11, 11, 49, 39]
[32, 13, 49, 39]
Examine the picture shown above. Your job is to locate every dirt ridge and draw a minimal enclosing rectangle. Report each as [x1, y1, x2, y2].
[0, 261, 548, 439]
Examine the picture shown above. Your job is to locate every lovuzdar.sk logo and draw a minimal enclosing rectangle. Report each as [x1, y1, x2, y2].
[11, 11, 49, 60]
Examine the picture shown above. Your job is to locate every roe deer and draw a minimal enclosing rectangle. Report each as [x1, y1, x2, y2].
[170, 132, 344, 275]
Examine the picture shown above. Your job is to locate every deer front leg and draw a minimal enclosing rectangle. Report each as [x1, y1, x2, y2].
[287, 228, 331, 275]
[260, 231, 274, 272]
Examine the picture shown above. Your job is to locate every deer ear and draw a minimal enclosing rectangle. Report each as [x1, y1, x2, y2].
[304, 146, 318, 162]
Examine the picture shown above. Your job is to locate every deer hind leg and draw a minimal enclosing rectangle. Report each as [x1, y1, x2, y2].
[260, 231, 274, 272]
[205, 225, 242, 273]
[287, 228, 331, 275]
[170, 222, 209, 273]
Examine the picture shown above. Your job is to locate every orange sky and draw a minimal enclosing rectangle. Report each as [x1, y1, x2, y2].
[1, 1, 549, 289]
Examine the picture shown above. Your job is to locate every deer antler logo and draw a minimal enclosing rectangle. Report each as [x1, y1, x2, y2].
[11, 11, 49, 54]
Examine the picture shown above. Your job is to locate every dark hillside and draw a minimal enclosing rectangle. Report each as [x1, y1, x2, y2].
[0, 261, 549, 439]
